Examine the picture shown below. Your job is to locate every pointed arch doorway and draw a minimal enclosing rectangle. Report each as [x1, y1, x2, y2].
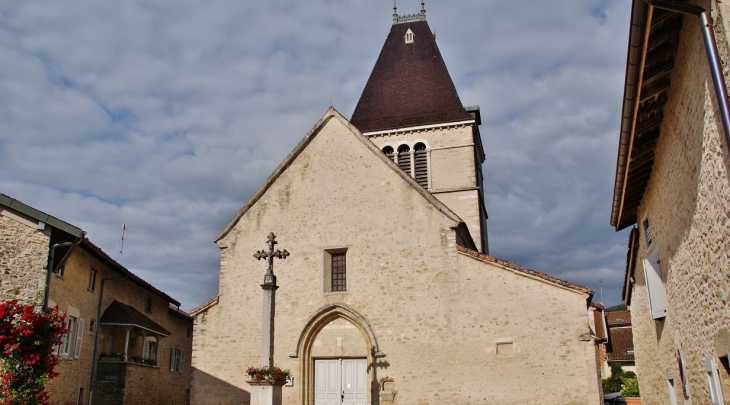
[289, 304, 386, 405]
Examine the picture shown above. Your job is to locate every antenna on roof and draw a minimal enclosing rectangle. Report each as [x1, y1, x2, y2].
[119, 223, 126, 263]
[599, 279, 604, 303]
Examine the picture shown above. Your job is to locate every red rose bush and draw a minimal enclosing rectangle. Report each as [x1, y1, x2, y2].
[0, 300, 67, 405]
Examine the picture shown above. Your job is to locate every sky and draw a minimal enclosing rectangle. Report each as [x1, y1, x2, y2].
[0, 0, 633, 310]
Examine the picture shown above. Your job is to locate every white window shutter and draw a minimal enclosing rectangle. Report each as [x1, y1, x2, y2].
[74, 318, 84, 359]
[706, 358, 724, 405]
[179, 349, 185, 372]
[170, 347, 175, 371]
[643, 250, 667, 319]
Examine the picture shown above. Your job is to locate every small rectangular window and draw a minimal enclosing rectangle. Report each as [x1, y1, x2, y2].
[323, 248, 348, 293]
[88, 319, 96, 335]
[331, 253, 347, 292]
[706, 358, 724, 405]
[77, 388, 84, 405]
[145, 297, 152, 313]
[88, 269, 96, 291]
[60, 316, 77, 357]
[643, 217, 653, 249]
[677, 348, 689, 398]
[666, 374, 678, 405]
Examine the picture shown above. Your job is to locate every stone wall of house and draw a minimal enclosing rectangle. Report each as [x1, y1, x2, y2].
[0, 207, 51, 304]
[191, 113, 599, 405]
[367, 125, 485, 250]
[46, 245, 192, 405]
[626, 2, 730, 404]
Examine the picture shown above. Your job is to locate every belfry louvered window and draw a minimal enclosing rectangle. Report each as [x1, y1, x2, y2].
[414, 142, 428, 188]
[397, 144, 411, 175]
[382, 146, 395, 162]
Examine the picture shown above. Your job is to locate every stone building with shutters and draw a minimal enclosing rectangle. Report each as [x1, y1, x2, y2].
[0, 194, 193, 405]
[612, 0, 730, 404]
[190, 6, 602, 405]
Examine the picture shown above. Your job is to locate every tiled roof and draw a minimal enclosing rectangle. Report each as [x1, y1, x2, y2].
[456, 246, 594, 296]
[100, 300, 171, 336]
[168, 304, 193, 321]
[606, 310, 631, 326]
[80, 238, 181, 307]
[189, 295, 219, 317]
[350, 20, 473, 133]
[593, 310, 607, 340]
[607, 327, 635, 362]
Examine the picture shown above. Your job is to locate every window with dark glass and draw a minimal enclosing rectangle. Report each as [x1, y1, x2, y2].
[331, 253, 347, 292]
[88, 269, 96, 291]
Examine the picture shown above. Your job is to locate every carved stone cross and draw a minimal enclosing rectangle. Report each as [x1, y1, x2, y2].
[252, 232, 289, 369]
[254, 232, 290, 285]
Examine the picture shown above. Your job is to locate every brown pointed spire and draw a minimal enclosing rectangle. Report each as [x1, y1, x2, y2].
[351, 20, 471, 133]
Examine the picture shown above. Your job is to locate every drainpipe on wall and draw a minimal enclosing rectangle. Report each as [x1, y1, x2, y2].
[88, 274, 127, 405]
[43, 232, 86, 311]
[645, 0, 730, 155]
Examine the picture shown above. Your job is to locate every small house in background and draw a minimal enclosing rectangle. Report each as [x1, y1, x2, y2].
[605, 310, 636, 374]
[0, 193, 192, 405]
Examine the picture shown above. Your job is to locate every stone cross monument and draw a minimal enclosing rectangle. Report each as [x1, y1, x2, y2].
[253, 232, 289, 368]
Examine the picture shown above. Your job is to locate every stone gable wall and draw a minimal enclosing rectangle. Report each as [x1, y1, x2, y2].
[0, 208, 51, 304]
[625, 2, 730, 404]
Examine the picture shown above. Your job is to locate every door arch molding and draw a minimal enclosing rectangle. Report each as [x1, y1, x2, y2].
[289, 303, 385, 359]
[289, 303, 385, 405]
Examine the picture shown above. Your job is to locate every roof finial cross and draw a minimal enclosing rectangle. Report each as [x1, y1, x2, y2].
[393, 1, 398, 24]
[253, 232, 290, 285]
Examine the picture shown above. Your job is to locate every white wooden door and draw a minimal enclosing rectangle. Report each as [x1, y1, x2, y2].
[314, 359, 367, 405]
[315, 360, 341, 405]
[341, 359, 367, 405]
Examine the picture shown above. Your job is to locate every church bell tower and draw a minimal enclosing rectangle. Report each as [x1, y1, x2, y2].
[350, 2, 489, 253]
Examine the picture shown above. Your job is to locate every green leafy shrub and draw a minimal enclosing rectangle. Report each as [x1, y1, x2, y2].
[602, 364, 640, 396]
[620, 376, 640, 397]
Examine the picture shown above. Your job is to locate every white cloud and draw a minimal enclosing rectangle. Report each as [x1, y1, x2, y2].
[0, 0, 634, 309]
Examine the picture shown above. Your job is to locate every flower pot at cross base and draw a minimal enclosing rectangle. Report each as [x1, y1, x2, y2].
[623, 397, 641, 405]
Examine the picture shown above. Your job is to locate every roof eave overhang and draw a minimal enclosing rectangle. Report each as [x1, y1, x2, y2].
[0, 194, 83, 237]
[611, 0, 650, 230]
[362, 119, 475, 137]
[99, 322, 171, 337]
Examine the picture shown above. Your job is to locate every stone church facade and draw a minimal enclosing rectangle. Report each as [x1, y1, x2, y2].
[191, 10, 601, 405]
